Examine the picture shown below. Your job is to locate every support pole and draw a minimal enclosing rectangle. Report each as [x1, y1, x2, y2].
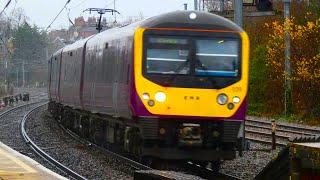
[22, 60, 25, 88]
[194, 0, 198, 10]
[1, 36, 8, 92]
[220, 0, 225, 12]
[284, 0, 292, 116]
[16, 68, 18, 87]
[234, 0, 243, 27]
[203, 0, 205, 11]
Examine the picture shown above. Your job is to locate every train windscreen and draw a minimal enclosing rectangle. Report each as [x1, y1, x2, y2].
[145, 36, 239, 77]
[195, 39, 239, 77]
[146, 37, 190, 75]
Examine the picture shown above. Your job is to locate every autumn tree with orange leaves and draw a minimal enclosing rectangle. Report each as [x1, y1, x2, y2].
[246, 1, 320, 121]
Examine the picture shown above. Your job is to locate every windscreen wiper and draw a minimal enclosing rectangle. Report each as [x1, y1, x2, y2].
[163, 58, 190, 86]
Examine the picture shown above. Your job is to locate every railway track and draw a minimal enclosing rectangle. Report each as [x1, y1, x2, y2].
[245, 117, 320, 147]
[18, 102, 239, 179]
[3, 98, 316, 179]
[59, 115, 240, 179]
[20, 103, 86, 180]
[8, 92, 312, 179]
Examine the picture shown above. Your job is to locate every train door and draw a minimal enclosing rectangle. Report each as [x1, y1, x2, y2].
[112, 40, 121, 117]
[57, 51, 63, 102]
[48, 58, 52, 99]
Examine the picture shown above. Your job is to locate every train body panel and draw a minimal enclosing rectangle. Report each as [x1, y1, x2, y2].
[82, 25, 137, 117]
[49, 49, 63, 102]
[59, 38, 88, 108]
[48, 58, 52, 99]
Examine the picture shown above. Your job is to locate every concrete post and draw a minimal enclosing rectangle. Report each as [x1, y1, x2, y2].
[283, 0, 292, 116]
[234, 0, 243, 27]
[194, 0, 198, 10]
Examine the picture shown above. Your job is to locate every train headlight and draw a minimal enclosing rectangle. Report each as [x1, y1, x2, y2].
[142, 93, 150, 100]
[217, 93, 228, 105]
[155, 92, 166, 102]
[189, 12, 197, 20]
[233, 96, 240, 104]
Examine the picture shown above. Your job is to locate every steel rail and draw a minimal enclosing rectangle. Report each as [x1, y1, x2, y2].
[245, 136, 287, 147]
[245, 123, 316, 136]
[246, 118, 320, 134]
[20, 102, 87, 180]
[59, 123, 152, 171]
[0, 100, 46, 119]
[245, 118, 320, 148]
[245, 129, 291, 139]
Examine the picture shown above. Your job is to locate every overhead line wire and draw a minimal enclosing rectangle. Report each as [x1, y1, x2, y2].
[46, 0, 72, 31]
[0, 0, 12, 17]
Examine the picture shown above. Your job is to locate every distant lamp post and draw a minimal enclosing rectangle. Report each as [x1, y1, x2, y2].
[0, 33, 8, 91]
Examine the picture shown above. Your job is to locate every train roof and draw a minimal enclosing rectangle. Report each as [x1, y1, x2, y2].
[52, 48, 63, 57]
[63, 36, 94, 52]
[53, 11, 243, 56]
[85, 11, 243, 47]
[86, 22, 138, 48]
[139, 10, 243, 32]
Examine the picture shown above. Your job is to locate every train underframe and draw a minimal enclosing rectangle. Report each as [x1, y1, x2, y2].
[48, 101, 244, 170]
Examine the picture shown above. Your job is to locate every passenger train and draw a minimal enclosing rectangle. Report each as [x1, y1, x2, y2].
[48, 10, 250, 169]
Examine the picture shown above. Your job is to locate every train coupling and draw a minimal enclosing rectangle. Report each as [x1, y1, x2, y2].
[178, 123, 202, 147]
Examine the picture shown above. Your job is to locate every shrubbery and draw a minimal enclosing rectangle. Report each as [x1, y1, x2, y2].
[245, 1, 320, 120]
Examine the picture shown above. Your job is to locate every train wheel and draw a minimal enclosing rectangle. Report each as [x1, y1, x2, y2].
[195, 161, 208, 168]
[80, 116, 90, 139]
[125, 127, 142, 158]
[152, 159, 172, 170]
[92, 118, 104, 146]
[152, 159, 184, 170]
[209, 161, 221, 172]
[140, 156, 153, 167]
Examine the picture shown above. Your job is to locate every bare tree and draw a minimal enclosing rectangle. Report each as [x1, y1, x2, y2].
[204, 0, 234, 12]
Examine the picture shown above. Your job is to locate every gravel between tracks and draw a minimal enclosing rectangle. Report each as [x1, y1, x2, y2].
[25, 107, 133, 180]
[220, 142, 283, 180]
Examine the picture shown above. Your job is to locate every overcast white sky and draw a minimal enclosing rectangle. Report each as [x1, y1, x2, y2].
[0, 0, 195, 30]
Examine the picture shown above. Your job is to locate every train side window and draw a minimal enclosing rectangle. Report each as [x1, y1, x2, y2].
[70, 52, 73, 56]
[105, 43, 109, 49]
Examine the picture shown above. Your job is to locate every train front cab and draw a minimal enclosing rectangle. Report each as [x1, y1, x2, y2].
[131, 13, 249, 164]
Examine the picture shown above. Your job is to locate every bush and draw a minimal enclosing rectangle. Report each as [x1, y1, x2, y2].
[244, 1, 320, 120]
[248, 46, 269, 114]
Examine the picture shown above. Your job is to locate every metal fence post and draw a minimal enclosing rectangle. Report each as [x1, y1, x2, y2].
[271, 120, 277, 150]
